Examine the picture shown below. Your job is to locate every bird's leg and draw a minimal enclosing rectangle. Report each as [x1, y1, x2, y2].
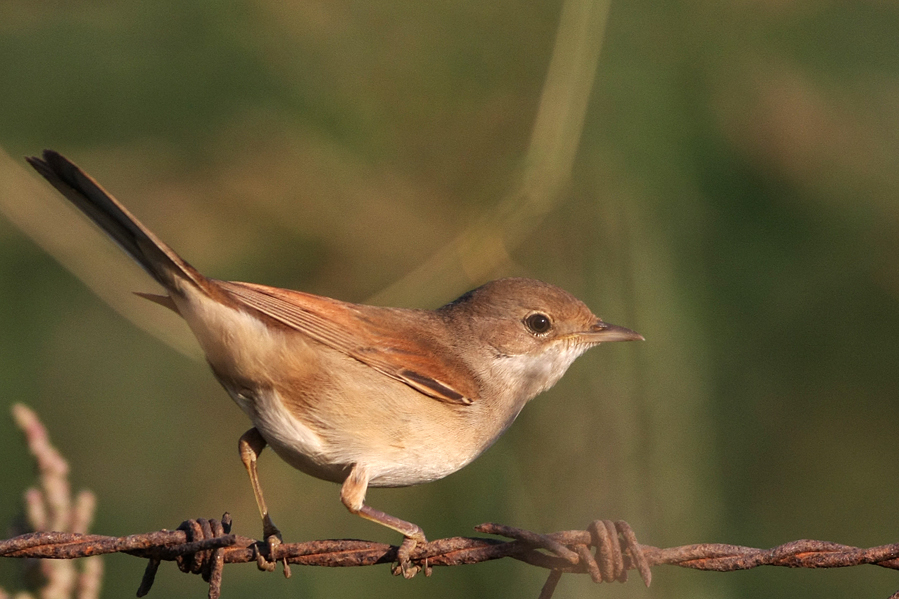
[340, 464, 428, 578]
[238, 428, 290, 577]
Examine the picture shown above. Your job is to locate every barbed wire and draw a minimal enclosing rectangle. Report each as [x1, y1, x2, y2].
[2, 514, 898, 599]
[6, 404, 898, 598]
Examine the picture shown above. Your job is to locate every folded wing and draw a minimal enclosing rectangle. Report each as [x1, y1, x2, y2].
[218, 281, 477, 405]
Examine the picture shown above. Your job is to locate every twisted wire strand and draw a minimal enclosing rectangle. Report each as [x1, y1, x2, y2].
[3, 515, 899, 599]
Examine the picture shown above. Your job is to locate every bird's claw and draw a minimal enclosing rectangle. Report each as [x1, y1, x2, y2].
[255, 527, 291, 578]
[391, 535, 427, 578]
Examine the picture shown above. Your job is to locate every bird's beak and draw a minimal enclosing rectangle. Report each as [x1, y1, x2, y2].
[581, 321, 644, 343]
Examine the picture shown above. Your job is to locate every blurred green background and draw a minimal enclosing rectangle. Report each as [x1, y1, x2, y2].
[1, 1, 898, 598]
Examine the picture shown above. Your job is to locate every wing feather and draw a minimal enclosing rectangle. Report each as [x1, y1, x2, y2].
[217, 280, 477, 405]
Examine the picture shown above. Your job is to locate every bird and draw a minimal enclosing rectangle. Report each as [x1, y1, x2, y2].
[26, 149, 643, 577]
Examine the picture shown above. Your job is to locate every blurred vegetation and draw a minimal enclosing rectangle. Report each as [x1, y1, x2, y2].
[1, 1, 898, 598]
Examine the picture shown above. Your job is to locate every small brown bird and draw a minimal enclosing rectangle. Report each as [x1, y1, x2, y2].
[27, 150, 642, 576]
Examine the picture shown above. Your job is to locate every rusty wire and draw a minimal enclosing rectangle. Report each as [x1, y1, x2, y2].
[2, 515, 899, 599]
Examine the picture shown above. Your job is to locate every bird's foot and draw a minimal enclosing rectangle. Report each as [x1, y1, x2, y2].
[255, 522, 291, 578]
[391, 534, 428, 578]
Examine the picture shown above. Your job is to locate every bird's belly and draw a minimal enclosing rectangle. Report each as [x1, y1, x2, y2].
[228, 385, 353, 484]
[233, 380, 487, 489]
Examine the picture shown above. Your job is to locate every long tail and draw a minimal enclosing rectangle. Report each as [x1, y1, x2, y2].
[26, 150, 208, 296]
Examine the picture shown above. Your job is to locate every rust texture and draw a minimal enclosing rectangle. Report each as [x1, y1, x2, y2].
[3, 515, 899, 599]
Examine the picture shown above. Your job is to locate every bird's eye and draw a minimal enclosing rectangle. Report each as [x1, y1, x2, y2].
[524, 312, 552, 335]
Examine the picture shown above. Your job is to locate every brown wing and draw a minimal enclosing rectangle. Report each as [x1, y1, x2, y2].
[216, 280, 478, 405]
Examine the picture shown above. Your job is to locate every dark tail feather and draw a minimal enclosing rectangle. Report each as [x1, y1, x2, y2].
[26, 150, 206, 294]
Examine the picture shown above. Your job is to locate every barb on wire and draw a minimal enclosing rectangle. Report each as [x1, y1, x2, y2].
[3, 516, 899, 599]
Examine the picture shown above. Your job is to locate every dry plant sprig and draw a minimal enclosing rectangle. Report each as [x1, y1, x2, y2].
[3, 514, 899, 599]
[4, 404, 103, 599]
